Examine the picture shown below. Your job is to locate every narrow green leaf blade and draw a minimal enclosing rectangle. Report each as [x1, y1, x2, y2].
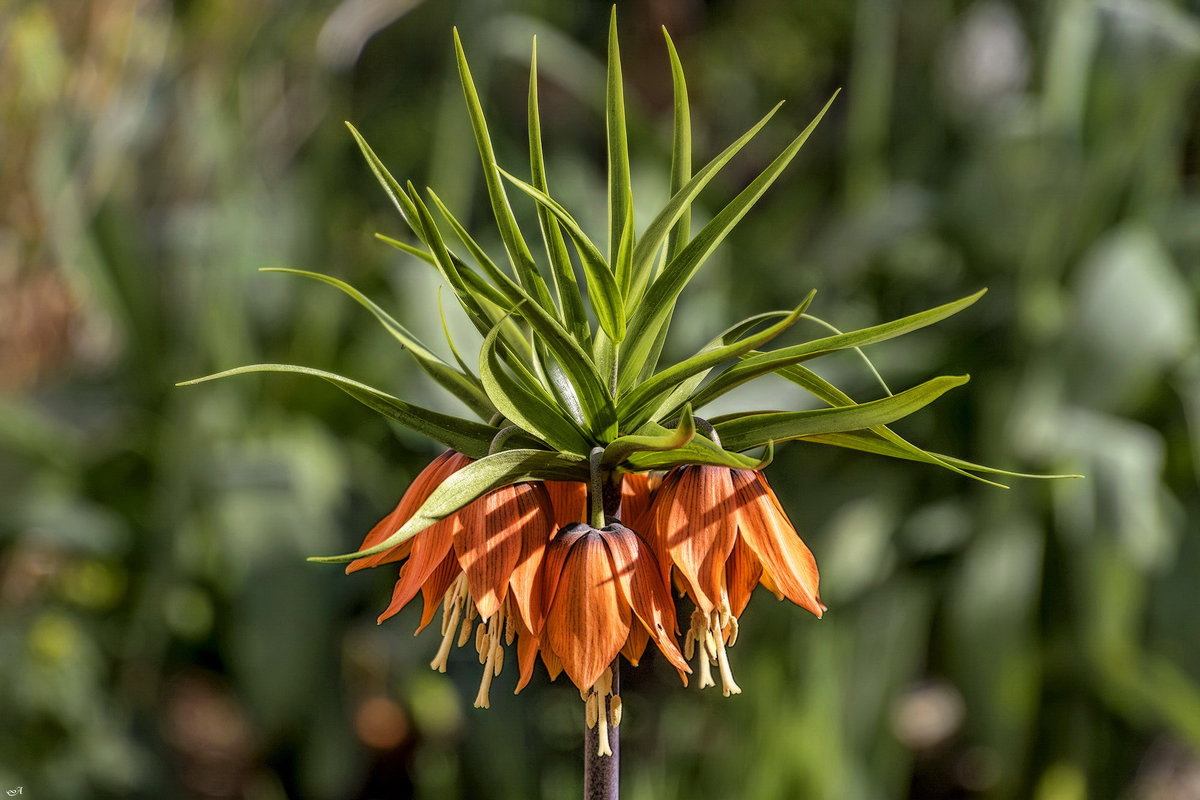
[620, 92, 839, 393]
[480, 317, 593, 454]
[663, 28, 691, 264]
[308, 449, 589, 563]
[452, 29, 556, 311]
[261, 268, 494, 419]
[499, 168, 627, 342]
[528, 38, 589, 342]
[619, 292, 815, 429]
[627, 101, 782, 304]
[713, 374, 969, 452]
[607, 8, 634, 289]
[691, 289, 987, 410]
[177, 364, 498, 458]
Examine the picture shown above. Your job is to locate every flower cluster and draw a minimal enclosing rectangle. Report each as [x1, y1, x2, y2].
[351, 450, 822, 714]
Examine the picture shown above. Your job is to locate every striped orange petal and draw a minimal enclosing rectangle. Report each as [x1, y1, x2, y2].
[506, 483, 555, 635]
[348, 450, 472, 573]
[415, 551, 461, 633]
[376, 514, 460, 623]
[730, 470, 823, 617]
[654, 466, 739, 615]
[544, 481, 586, 528]
[599, 523, 690, 681]
[620, 471, 656, 532]
[455, 482, 552, 622]
[543, 523, 632, 691]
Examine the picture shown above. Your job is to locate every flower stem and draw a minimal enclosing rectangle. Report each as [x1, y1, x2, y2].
[584, 461, 623, 799]
[584, 662, 619, 799]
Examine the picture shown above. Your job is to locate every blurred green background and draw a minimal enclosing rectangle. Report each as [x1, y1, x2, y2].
[3, 0, 1199, 798]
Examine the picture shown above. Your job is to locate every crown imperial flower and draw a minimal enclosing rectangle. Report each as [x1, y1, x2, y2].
[181, 9, 1073, 789]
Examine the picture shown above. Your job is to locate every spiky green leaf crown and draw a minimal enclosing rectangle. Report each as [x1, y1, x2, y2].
[180, 13, 1077, 564]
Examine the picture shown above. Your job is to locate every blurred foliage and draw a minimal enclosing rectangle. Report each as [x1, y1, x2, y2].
[2, 0, 1199, 798]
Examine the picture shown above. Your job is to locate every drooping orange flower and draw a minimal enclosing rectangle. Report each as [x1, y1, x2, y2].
[350, 450, 555, 707]
[652, 465, 824, 695]
[541, 472, 660, 531]
[539, 521, 690, 691]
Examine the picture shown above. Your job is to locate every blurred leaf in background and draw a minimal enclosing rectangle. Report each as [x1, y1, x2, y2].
[2, 0, 1199, 798]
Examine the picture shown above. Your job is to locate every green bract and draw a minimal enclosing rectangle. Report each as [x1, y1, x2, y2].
[179, 15, 1076, 564]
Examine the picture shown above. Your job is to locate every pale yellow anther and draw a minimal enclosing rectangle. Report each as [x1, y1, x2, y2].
[609, 695, 623, 727]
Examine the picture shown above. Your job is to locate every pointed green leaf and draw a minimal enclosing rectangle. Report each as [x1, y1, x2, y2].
[528, 38, 589, 342]
[627, 102, 782, 307]
[373, 233, 436, 266]
[606, 8, 634, 289]
[426, 190, 617, 438]
[177, 364, 498, 458]
[797, 430, 1082, 482]
[261, 268, 494, 419]
[346, 123, 421, 236]
[619, 292, 815, 429]
[651, 309, 796, 421]
[308, 449, 589, 563]
[437, 287, 478, 380]
[602, 410, 696, 469]
[620, 92, 839, 393]
[480, 316, 593, 454]
[690, 289, 987, 410]
[663, 28, 691, 264]
[452, 29, 556, 311]
[713, 374, 969, 452]
[498, 168, 627, 342]
[623, 436, 768, 471]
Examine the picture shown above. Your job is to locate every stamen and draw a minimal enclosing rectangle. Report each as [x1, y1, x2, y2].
[431, 574, 468, 672]
[708, 610, 741, 697]
[582, 667, 618, 757]
[472, 599, 511, 709]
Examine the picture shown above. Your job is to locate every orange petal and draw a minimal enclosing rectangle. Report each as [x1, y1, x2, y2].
[539, 523, 589, 627]
[731, 470, 823, 618]
[415, 553, 460, 634]
[541, 643, 564, 682]
[544, 481, 587, 528]
[376, 515, 458, 623]
[348, 451, 472, 573]
[507, 483, 555, 634]
[621, 624, 649, 665]
[656, 466, 738, 615]
[600, 523, 690, 679]
[543, 529, 631, 690]
[724, 535, 763, 618]
[512, 613, 540, 693]
[620, 471, 655, 532]
[455, 483, 545, 621]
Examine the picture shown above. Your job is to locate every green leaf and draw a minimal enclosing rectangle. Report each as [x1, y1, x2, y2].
[498, 168, 627, 342]
[452, 29, 556, 312]
[176, 364, 499, 459]
[346, 123, 421, 235]
[480, 316, 593, 454]
[606, 8, 634, 290]
[690, 289, 987, 410]
[651, 310, 795, 421]
[437, 287, 478, 380]
[797, 430, 1082, 482]
[619, 91, 839, 393]
[626, 101, 782, 308]
[261, 268, 494, 420]
[618, 292, 815, 429]
[528, 38, 589, 342]
[373, 233, 435, 266]
[601, 409, 695, 469]
[426, 190, 618, 438]
[663, 27, 691, 264]
[713, 374, 969, 452]
[308, 449, 589, 563]
[623, 437, 768, 471]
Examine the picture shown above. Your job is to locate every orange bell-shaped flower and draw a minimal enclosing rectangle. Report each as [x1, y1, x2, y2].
[652, 465, 823, 695]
